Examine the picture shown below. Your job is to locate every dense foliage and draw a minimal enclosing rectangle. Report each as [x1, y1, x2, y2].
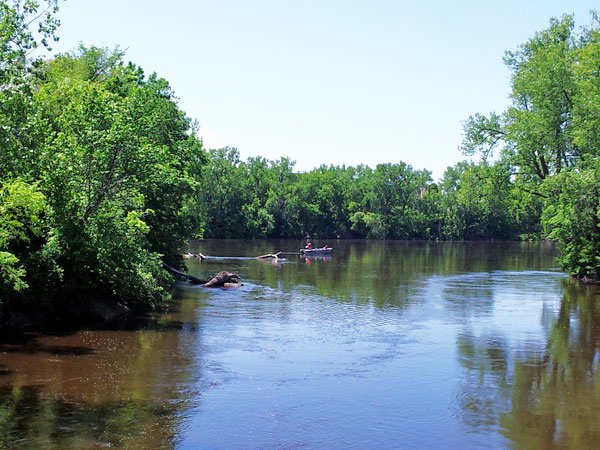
[462, 13, 600, 280]
[0, 1, 206, 323]
[1, 2, 599, 328]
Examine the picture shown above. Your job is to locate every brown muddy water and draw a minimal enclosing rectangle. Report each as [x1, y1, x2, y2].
[1, 240, 599, 449]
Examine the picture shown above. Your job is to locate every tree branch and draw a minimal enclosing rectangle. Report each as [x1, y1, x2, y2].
[79, 174, 130, 225]
[519, 185, 548, 199]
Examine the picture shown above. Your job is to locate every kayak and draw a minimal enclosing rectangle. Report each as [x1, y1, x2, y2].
[300, 247, 333, 255]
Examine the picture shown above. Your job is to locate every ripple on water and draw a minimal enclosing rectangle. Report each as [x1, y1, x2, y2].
[185, 267, 568, 448]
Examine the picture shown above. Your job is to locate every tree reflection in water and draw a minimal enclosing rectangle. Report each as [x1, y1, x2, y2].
[0, 386, 179, 449]
[0, 240, 582, 448]
[456, 280, 600, 449]
[0, 288, 204, 449]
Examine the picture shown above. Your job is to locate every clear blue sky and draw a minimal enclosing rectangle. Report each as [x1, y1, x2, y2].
[51, 1, 597, 180]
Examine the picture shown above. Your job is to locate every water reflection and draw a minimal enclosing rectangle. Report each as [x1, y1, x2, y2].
[188, 240, 556, 310]
[0, 291, 207, 449]
[3, 240, 599, 449]
[0, 386, 179, 449]
[455, 278, 600, 449]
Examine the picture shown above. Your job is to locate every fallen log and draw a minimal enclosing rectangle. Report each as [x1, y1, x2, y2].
[256, 252, 282, 260]
[163, 263, 242, 287]
[202, 271, 241, 287]
[163, 262, 207, 284]
[183, 252, 206, 260]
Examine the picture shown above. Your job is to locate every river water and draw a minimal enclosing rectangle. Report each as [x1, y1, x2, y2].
[1, 240, 599, 449]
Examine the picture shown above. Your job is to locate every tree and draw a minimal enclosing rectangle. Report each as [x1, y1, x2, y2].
[285, 165, 352, 238]
[0, 179, 61, 315]
[349, 162, 431, 239]
[0, 0, 60, 178]
[439, 161, 540, 240]
[461, 15, 579, 184]
[198, 147, 249, 238]
[0, 33, 207, 322]
[542, 159, 600, 279]
[32, 46, 207, 305]
[461, 13, 600, 277]
[0, 0, 63, 318]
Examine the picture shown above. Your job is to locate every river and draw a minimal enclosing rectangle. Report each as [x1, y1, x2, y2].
[1, 240, 599, 449]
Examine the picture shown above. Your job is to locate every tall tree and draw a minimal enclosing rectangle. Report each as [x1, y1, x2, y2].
[461, 15, 579, 184]
[0, 0, 60, 178]
[461, 13, 600, 278]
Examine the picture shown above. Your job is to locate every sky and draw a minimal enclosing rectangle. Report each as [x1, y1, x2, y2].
[49, 0, 598, 180]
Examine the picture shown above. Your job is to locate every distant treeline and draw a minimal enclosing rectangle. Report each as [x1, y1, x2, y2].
[0, 2, 599, 326]
[197, 148, 542, 241]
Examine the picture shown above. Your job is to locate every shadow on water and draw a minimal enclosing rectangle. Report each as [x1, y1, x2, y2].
[0, 344, 95, 356]
[0, 287, 210, 449]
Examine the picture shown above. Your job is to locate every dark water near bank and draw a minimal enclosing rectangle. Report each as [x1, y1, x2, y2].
[1, 240, 600, 449]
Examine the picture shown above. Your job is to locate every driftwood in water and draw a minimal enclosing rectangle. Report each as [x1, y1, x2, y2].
[256, 252, 282, 260]
[202, 271, 241, 287]
[183, 252, 206, 260]
[163, 263, 241, 287]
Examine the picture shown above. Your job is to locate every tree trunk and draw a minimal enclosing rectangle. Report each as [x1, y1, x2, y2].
[163, 263, 242, 287]
[162, 262, 207, 284]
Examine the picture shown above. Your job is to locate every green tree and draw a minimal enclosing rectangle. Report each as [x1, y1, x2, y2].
[0, 0, 60, 178]
[32, 46, 206, 305]
[461, 13, 600, 276]
[351, 162, 431, 239]
[283, 165, 352, 238]
[440, 162, 538, 240]
[0, 0, 63, 318]
[0, 29, 207, 322]
[239, 156, 277, 238]
[198, 147, 249, 238]
[542, 159, 600, 279]
[265, 157, 296, 237]
[0, 180, 61, 309]
[461, 15, 579, 184]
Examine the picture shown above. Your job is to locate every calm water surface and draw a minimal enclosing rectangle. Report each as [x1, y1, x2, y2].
[1, 240, 600, 449]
